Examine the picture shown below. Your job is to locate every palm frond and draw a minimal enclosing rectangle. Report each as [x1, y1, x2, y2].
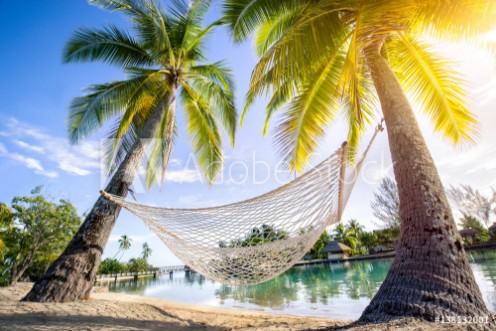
[67, 78, 146, 144]
[63, 24, 154, 67]
[189, 61, 235, 94]
[102, 117, 140, 175]
[223, 0, 306, 42]
[275, 53, 346, 172]
[180, 82, 223, 183]
[168, 0, 211, 63]
[341, 72, 378, 162]
[185, 67, 237, 147]
[253, 8, 300, 57]
[388, 33, 478, 144]
[145, 100, 176, 188]
[92, 0, 177, 64]
[262, 79, 296, 135]
[249, 4, 348, 104]
[414, 1, 496, 42]
[113, 69, 166, 139]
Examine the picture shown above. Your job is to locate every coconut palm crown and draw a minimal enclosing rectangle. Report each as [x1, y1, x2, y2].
[68, 0, 237, 186]
[224, 0, 495, 171]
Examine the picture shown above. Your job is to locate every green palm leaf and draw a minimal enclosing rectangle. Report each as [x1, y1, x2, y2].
[181, 82, 223, 184]
[275, 53, 345, 172]
[388, 33, 478, 144]
[63, 24, 153, 67]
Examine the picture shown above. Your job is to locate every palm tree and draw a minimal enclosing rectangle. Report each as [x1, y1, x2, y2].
[332, 224, 347, 242]
[223, 0, 494, 321]
[141, 242, 152, 261]
[347, 220, 362, 238]
[333, 223, 357, 253]
[347, 219, 363, 254]
[23, 0, 237, 302]
[359, 231, 379, 254]
[115, 235, 132, 261]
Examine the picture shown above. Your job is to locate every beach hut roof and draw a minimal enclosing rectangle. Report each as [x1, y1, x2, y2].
[322, 240, 352, 253]
[459, 228, 478, 236]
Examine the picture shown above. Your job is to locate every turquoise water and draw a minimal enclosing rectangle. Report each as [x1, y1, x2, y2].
[106, 250, 496, 319]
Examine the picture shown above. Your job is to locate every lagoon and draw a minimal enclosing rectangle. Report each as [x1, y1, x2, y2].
[106, 250, 496, 319]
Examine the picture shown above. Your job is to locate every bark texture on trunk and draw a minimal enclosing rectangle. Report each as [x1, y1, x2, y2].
[22, 97, 170, 302]
[359, 46, 489, 322]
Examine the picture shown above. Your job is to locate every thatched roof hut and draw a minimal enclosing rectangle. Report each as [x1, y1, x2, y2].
[459, 228, 478, 237]
[322, 240, 352, 254]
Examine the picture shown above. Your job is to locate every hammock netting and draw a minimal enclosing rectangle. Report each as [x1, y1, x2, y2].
[102, 129, 380, 286]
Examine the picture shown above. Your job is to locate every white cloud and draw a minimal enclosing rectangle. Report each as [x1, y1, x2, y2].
[1, 118, 102, 177]
[58, 161, 92, 176]
[165, 169, 201, 183]
[169, 158, 182, 166]
[8, 153, 58, 178]
[0, 143, 7, 154]
[13, 140, 44, 153]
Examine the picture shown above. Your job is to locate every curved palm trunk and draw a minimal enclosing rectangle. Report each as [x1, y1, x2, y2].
[22, 95, 172, 302]
[359, 45, 488, 321]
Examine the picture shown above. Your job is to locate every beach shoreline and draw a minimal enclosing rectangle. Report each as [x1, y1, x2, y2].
[0, 283, 490, 330]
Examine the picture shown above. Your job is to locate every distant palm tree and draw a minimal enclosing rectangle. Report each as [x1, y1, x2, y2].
[333, 223, 357, 252]
[114, 235, 132, 261]
[346, 219, 363, 253]
[223, 0, 493, 321]
[347, 220, 362, 238]
[24, 0, 237, 303]
[141, 242, 152, 261]
[332, 224, 347, 242]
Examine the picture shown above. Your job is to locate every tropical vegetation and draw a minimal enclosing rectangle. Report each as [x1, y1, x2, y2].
[98, 256, 152, 275]
[223, 0, 495, 321]
[219, 224, 288, 248]
[23, 0, 237, 302]
[0, 187, 81, 286]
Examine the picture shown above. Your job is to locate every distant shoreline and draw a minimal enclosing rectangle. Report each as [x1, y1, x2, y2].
[297, 242, 496, 266]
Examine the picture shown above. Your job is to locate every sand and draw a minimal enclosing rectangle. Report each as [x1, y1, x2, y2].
[0, 283, 493, 330]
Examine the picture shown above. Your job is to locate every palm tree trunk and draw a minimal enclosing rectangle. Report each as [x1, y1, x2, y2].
[359, 44, 488, 322]
[22, 95, 172, 302]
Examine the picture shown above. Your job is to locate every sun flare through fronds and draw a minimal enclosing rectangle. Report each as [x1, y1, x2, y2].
[224, 0, 496, 172]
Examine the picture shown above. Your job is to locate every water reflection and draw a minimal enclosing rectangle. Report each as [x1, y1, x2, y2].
[105, 250, 496, 319]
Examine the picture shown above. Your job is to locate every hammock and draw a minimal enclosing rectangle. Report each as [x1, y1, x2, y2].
[101, 124, 383, 286]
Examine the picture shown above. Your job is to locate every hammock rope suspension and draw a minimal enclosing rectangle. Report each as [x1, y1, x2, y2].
[101, 124, 383, 286]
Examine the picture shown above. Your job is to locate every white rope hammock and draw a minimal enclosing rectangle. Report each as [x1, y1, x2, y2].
[101, 125, 382, 286]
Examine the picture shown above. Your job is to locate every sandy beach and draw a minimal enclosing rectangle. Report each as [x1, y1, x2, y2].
[1, 283, 493, 330]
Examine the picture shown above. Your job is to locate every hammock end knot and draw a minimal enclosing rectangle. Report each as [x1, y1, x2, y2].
[100, 190, 112, 201]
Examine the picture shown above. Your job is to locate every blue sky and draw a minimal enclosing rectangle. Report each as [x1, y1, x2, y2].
[1, 1, 496, 266]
